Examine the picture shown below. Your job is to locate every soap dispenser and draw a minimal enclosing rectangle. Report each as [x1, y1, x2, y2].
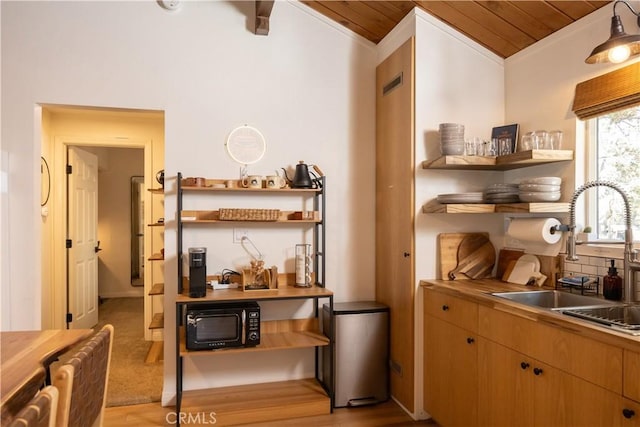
[603, 259, 622, 301]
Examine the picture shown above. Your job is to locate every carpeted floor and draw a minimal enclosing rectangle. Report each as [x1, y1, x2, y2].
[96, 297, 163, 407]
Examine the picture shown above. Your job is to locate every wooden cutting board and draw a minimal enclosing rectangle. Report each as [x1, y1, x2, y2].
[439, 233, 496, 280]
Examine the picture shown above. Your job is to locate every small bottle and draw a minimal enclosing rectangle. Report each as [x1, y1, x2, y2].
[603, 259, 622, 301]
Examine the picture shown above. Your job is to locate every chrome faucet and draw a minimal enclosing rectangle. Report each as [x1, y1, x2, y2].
[565, 180, 640, 303]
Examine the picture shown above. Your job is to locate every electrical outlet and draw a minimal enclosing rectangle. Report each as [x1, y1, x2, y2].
[233, 228, 249, 243]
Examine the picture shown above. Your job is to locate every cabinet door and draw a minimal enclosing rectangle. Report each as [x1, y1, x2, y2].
[625, 350, 640, 402]
[478, 339, 534, 427]
[424, 315, 477, 427]
[375, 36, 415, 412]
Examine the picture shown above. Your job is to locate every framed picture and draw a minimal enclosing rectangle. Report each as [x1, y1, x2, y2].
[491, 124, 519, 153]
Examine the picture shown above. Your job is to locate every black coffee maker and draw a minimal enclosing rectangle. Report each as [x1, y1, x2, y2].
[189, 247, 207, 298]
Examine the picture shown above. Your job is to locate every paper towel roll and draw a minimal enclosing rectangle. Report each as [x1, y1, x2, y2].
[507, 218, 562, 244]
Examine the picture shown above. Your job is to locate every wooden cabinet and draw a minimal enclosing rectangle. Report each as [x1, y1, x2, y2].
[625, 350, 640, 402]
[174, 173, 332, 426]
[423, 288, 478, 426]
[423, 286, 640, 427]
[375, 36, 415, 411]
[479, 339, 632, 427]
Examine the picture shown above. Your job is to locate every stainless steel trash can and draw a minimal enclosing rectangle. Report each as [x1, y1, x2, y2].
[322, 301, 389, 408]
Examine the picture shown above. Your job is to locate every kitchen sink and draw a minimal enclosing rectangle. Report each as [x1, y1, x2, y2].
[563, 305, 640, 335]
[490, 290, 617, 310]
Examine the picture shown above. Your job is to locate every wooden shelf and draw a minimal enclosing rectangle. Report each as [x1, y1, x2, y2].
[422, 200, 570, 214]
[148, 222, 164, 227]
[179, 319, 329, 356]
[147, 253, 164, 261]
[181, 179, 321, 193]
[149, 313, 164, 329]
[181, 378, 330, 426]
[176, 285, 332, 304]
[181, 210, 320, 223]
[149, 283, 164, 296]
[148, 188, 164, 194]
[422, 149, 573, 171]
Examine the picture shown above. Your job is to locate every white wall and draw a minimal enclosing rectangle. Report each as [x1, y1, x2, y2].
[504, 1, 640, 197]
[1, 0, 377, 405]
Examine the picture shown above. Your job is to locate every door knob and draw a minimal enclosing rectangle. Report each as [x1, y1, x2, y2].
[622, 408, 635, 419]
[466, 337, 475, 344]
[533, 367, 543, 376]
[94, 241, 103, 253]
[520, 362, 530, 370]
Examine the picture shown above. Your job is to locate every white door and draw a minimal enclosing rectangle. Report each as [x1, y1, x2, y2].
[67, 147, 99, 329]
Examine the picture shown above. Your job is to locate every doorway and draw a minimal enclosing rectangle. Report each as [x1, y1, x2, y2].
[40, 105, 165, 337]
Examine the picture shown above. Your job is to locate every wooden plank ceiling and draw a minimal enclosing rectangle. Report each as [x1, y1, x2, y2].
[301, 1, 612, 58]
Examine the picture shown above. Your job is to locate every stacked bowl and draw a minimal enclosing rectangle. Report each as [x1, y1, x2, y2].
[484, 183, 520, 204]
[439, 123, 465, 155]
[518, 177, 562, 202]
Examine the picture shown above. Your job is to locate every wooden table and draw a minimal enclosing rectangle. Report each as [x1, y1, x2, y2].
[0, 329, 93, 423]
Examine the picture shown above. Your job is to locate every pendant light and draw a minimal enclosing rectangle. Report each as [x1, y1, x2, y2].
[586, 0, 640, 64]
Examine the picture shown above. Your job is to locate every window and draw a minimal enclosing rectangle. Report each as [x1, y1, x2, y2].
[586, 106, 640, 241]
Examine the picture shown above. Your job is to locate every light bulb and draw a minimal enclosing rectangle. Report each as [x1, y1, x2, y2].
[608, 45, 631, 63]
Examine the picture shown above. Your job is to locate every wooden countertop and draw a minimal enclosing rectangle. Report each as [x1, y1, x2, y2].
[420, 278, 640, 351]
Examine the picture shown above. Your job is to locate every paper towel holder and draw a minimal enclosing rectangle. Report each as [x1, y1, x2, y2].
[505, 217, 569, 235]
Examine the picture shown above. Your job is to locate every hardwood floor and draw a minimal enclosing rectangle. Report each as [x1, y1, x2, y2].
[103, 399, 435, 426]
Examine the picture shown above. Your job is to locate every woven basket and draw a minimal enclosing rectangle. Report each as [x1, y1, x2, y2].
[219, 208, 280, 221]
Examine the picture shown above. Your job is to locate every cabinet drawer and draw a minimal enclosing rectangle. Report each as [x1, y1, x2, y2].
[424, 288, 478, 333]
[533, 321, 622, 394]
[625, 350, 640, 402]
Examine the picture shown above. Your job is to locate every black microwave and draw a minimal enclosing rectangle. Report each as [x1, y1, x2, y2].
[185, 301, 260, 350]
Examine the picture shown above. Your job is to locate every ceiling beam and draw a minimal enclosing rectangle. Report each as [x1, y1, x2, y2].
[255, 1, 275, 36]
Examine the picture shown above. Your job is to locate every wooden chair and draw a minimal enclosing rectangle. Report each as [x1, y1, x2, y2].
[53, 325, 113, 427]
[6, 385, 59, 427]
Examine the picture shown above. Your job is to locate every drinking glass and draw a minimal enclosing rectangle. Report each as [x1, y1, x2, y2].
[520, 132, 533, 151]
[547, 130, 563, 150]
[498, 138, 512, 156]
[485, 139, 498, 156]
[532, 130, 547, 150]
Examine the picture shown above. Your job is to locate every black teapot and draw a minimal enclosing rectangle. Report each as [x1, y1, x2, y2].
[282, 161, 315, 189]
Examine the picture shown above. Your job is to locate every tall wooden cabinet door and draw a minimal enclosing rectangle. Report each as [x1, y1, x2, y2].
[375, 36, 415, 411]
[478, 340, 534, 427]
[424, 315, 478, 426]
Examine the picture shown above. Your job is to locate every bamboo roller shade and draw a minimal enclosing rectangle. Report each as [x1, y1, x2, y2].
[573, 61, 640, 120]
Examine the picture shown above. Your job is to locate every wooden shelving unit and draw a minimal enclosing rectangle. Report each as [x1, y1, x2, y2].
[422, 149, 573, 171]
[174, 172, 331, 426]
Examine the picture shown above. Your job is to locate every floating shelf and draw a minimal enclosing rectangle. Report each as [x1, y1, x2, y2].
[148, 188, 164, 194]
[422, 200, 570, 214]
[148, 253, 164, 261]
[422, 149, 573, 171]
[148, 222, 165, 227]
[148, 312, 164, 329]
[149, 283, 164, 296]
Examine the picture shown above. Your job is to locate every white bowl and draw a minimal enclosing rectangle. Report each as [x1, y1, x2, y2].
[519, 191, 561, 202]
[518, 183, 561, 192]
[520, 176, 562, 186]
